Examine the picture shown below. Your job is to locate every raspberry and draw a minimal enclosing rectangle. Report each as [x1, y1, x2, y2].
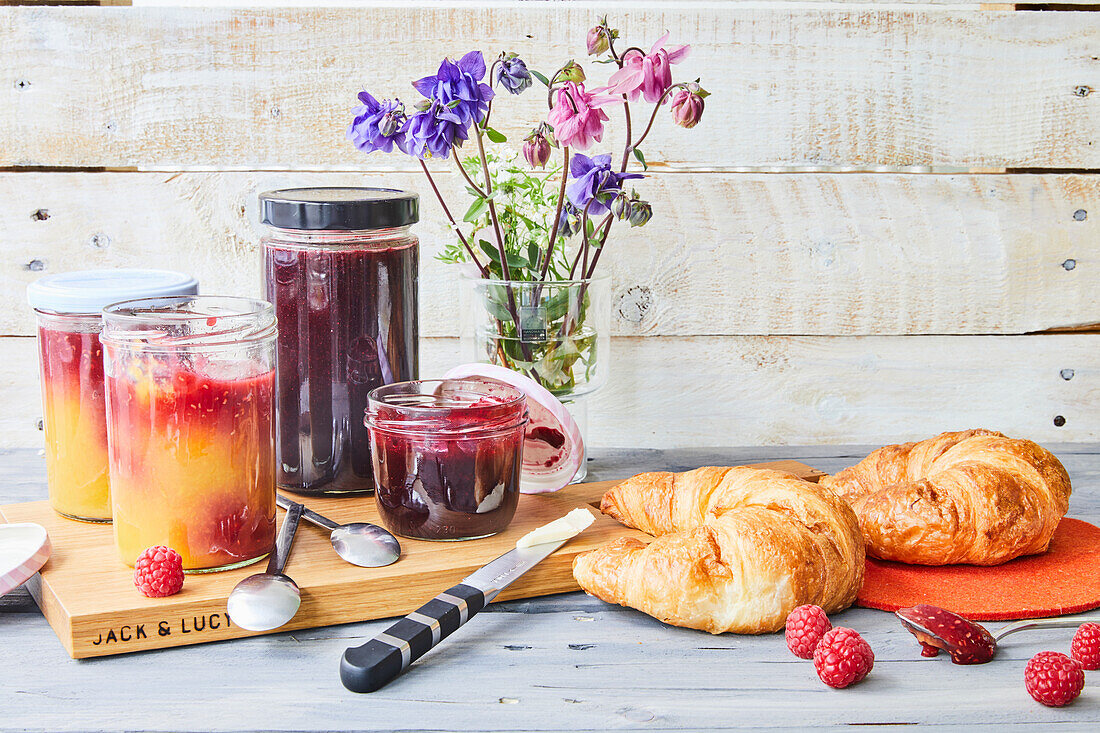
[133, 546, 185, 598]
[1025, 651, 1084, 707]
[1070, 622, 1100, 670]
[786, 604, 832, 659]
[813, 627, 875, 688]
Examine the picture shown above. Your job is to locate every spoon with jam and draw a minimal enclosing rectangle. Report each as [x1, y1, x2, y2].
[896, 604, 1099, 664]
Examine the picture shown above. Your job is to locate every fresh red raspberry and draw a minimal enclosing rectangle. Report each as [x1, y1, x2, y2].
[133, 546, 184, 598]
[813, 627, 874, 688]
[786, 604, 832, 659]
[1070, 622, 1100, 670]
[1024, 651, 1085, 707]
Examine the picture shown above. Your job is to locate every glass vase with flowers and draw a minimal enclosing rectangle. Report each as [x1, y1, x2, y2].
[346, 17, 707, 483]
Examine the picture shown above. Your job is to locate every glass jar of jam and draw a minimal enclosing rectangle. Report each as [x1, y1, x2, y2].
[260, 188, 419, 496]
[101, 296, 277, 571]
[365, 378, 528, 541]
[27, 270, 198, 522]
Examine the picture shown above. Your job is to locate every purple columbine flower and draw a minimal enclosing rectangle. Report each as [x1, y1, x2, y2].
[557, 201, 582, 239]
[347, 92, 407, 154]
[495, 55, 532, 95]
[401, 99, 470, 160]
[412, 51, 495, 130]
[565, 153, 643, 216]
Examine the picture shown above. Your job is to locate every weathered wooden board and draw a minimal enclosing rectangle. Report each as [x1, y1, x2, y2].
[3, 333, 1097, 450]
[3, 445, 1100, 731]
[3, 171, 1097, 337]
[13, 1, 1088, 7]
[0, 460, 823, 658]
[0, 481, 643, 659]
[3, 5, 1097, 169]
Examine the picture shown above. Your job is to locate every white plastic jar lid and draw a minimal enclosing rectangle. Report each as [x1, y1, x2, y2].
[27, 269, 199, 315]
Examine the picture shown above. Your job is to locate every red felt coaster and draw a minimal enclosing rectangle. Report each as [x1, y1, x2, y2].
[856, 518, 1100, 621]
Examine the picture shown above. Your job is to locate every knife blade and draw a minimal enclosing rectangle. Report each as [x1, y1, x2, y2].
[340, 535, 573, 693]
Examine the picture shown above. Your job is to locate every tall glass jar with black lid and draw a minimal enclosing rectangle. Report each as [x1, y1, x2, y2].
[260, 187, 419, 495]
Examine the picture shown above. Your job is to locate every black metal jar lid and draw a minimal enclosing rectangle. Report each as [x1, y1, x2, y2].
[259, 187, 419, 230]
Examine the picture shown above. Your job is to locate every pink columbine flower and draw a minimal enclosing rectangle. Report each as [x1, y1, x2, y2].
[670, 88, 705, 128]
[547, 82, 618, 150]
[606, 33, 690, 104]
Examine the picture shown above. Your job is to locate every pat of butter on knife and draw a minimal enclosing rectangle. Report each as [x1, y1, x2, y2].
[516, 508, 595, 548]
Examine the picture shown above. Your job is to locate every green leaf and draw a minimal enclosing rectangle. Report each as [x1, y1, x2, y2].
[506, 250, 529, 269]
[463, 197, 489, 224]
[483, 297, 513, 323]
[528, 241, 542, 270]
[479, 239, 501, 262]
[478, 239, 528, 270]
[530, 69, 550, 86]
[545, 289, 572, 321]
[484, 127, 507, 144]
[633, 148, 648, 171]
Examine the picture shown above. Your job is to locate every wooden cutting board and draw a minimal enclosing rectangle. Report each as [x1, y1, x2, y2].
[0, 460, 824, 658]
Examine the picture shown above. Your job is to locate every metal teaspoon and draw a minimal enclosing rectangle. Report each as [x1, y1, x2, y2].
[227, 501, 304, 632]
[993, 615, 1100, 642]
[276, 493, 400, 568]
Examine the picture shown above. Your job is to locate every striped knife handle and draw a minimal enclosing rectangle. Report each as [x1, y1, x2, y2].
[340, 583, 488, 693]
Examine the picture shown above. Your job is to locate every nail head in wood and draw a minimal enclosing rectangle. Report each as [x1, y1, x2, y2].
[1073, 209, 1087, 221]
[1074, 85, 1092, 98]
[1061, 369, 1075, 381]
[24, 259, 45, 272]
[31, 209, 49, 221]
[1063, 259, 1077, 271]
[1054, 415, 1066, 427]
[87, 233, 111, 250]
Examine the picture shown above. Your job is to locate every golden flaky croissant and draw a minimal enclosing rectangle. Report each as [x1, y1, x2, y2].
[820, 429, 1071, 566]
[572, 467, 865, 634]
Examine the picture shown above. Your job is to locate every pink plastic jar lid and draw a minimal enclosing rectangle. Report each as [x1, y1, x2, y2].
[443, 363, 584, 494]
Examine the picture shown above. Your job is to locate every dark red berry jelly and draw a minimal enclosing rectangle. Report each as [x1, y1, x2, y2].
[366, 379, 528, 540]
[263, 238, 418, 494]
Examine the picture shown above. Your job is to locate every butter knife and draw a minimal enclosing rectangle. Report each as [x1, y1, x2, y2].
[340, 536, 575, 692]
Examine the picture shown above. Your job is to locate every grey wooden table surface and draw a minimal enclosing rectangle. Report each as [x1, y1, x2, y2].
[3, 445, 1100, 732]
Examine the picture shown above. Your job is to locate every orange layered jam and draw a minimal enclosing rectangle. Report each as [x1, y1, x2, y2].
[107, 362, 277, 570]
[38, 325, 111, 522]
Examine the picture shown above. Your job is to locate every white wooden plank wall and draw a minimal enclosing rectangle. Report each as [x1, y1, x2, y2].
[1, 1, 1098, 450]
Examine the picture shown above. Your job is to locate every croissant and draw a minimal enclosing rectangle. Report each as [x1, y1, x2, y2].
[819, 429, 1071, 566]
[572, 467, 865, 634]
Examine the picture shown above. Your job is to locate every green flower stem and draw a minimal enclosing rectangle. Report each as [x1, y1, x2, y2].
[453, 151, 488, 198]
[605, 28, 623, 64]
[545, 63, 572, 110]
[473, 126, 510, 278]
[484, 56, 502, 129]
[569, 198, 597, 278]
[418, 159, 488, 277]
[580, 201, 594, 276]
[631, 83, 688, 151]
[619, 98, 633, 173]
[541, 146, 570, 283]
[584, 214, 614, 280]
[472, 126, 537, 365]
